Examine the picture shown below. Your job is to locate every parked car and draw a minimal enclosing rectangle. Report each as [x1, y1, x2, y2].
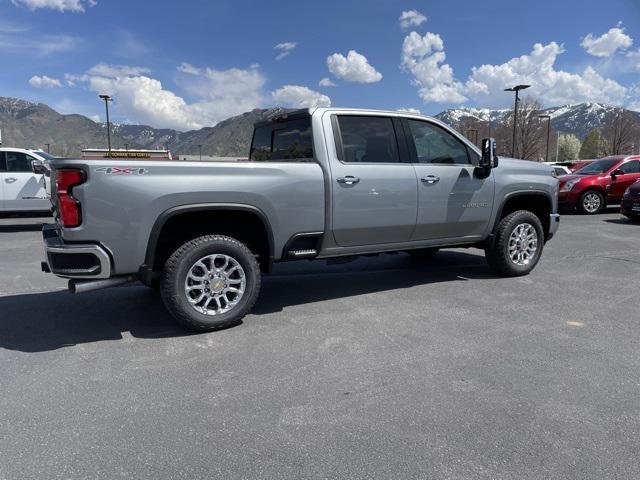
[621, 179, 640, 221]
[558, 156, 640, 214]
[0, 148, 52, 213]
[568, 160, 595, 172]
[41, 108, 560, 331]
[547, 164, 572, 176]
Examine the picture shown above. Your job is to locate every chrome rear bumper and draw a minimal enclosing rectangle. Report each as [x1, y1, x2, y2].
[42, 224, 112, 279]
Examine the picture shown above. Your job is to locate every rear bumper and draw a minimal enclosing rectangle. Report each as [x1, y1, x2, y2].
[42, 224, 112, 279]
[547, 213, 560, 241]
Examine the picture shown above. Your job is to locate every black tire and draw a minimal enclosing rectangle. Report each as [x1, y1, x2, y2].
[485, 210, 544, 277]
[578, 190, 605, 215]
[408, 247, 439, 258]
[160, 235, 261, 332]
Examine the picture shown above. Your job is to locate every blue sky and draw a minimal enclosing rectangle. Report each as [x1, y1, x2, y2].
[1, 0, 639, 130]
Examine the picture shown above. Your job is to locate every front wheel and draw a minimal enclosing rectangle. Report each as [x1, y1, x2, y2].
[160, 235, 261, 331]
[579, 190, 604, 214]
[485, 210, 544, 277]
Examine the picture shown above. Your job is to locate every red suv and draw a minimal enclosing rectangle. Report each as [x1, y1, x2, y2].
[621, 179, 640, 220]
[558, 156, 640, 214]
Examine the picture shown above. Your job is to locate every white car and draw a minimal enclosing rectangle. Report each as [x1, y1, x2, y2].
[0, 148, 52, 213]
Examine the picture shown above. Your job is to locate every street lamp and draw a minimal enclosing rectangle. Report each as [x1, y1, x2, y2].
[538, 114, 551, 162]
[467, 129, 479, 146]
[198, 144, 202, 161]
[504, 85, 530, 158]
[99, 94, 113, 155]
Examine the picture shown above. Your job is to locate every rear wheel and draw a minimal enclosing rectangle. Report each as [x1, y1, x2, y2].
[485, 210, 544, 277]
[160, 235, 261, 331]
[579, 190, 604, 214]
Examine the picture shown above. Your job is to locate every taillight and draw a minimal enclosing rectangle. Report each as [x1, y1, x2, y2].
[56, 169, 85, 228]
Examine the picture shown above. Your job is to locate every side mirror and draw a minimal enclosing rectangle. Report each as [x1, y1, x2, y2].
[31, 160, 46, 175]
[480, 138, 498, 169]
[611, 168, 625, 177]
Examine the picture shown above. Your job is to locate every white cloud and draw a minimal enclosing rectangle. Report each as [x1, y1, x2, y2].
[401, 31, 467, 103]
[318, 77, 336, 87]
[29, 75, 62, 88]
[68, 62, 268, 130]
[274, 41, 297, 60]
[89, 114, 100, 122]
[271, 85, 331, 108]
[327, 50, 382, 83]
[466, 42, 629, 106]
[401, 32, 635, 108]
[0, 26, 78, 56]
[176, 62, 200, 75]
[399, 10, 427, 30]
[64, 73, 88, 86]
[11, 0, 96, 12]
[397, 108, 421, 114]
[88, 63, 150, 77]
[581, 25, 633, 57]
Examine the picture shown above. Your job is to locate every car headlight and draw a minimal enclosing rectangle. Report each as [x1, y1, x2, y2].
[560, 178, 580, 192]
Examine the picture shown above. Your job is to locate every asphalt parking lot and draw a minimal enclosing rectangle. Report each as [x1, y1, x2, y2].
[0, 210, 639, 479]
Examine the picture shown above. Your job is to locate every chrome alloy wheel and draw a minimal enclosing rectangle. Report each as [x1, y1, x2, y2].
[184, 254, 246, 315]
[508, 223, 538, 266]
[583, 192, 601, 213]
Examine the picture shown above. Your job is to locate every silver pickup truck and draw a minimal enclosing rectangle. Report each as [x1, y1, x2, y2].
[42, 108, 560, 331]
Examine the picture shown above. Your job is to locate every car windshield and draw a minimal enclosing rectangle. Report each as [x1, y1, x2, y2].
[574, 158, 619, 175]
[30, 151, 57, 161]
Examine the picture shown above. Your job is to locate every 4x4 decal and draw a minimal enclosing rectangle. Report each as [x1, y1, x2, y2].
[95, 167, 148, 175]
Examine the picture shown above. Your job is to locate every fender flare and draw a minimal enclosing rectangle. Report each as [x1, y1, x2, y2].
[142, 203, 275, 276]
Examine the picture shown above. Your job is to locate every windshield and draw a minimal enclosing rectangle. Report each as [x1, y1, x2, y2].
[574, 158, 619, 175]
[30, 151, 57, 161]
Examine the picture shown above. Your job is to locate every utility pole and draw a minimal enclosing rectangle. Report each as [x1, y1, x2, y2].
[538, 114, 551, 162]
[45, 143, 50, 153]
[555, 132, 561, 162]
[504, 85, 530, 158]
[99, 94, 113, 155]
[198, 144, 202, 161]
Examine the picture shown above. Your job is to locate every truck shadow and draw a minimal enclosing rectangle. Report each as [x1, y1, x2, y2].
[0, 251, 493, 353]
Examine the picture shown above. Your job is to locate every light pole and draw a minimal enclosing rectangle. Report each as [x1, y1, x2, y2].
[124, 143, 129, 151]
[504, 85, 530, 158]
[555, 132, 561, 162]
[467, 129, 479, 146]
[99, 94, 113, 155]
[538, 114, 551, 162]
[198, 144, 202, 161]
[45, 143, 50, 153]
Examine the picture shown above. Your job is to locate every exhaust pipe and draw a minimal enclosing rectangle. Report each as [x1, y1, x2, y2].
[68, 275, 136, 294]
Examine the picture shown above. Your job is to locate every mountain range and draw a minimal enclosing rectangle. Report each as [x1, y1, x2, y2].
[435, 102, 640, 139]
[1, 96, 638, 157]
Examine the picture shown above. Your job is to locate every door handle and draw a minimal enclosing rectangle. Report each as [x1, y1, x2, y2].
[337, 176, 360, 185]
[421, 175, 440, 184]
[5, 177, 17, 183]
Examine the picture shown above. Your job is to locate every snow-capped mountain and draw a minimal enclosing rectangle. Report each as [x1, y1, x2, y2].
[435, 102, 640, 139]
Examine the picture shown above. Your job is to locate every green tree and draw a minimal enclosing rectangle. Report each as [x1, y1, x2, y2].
[579, 129, 609, 159]
[557, 134, 581, 162]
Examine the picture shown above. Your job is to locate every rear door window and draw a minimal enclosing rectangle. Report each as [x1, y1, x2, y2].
[250, 117, 313, 161]
[0, 152, 6, 172]
[335, 116, 401, 163]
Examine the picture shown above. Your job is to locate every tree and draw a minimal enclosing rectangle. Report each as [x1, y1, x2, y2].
[557, 134, 581, 162]
[603, 109, 638, 155]
[579, 129, 609, 159]
[500, 97, 547, 160]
